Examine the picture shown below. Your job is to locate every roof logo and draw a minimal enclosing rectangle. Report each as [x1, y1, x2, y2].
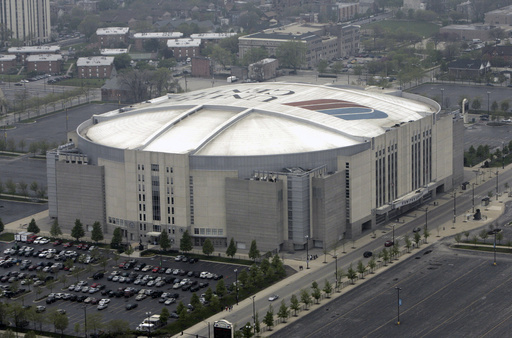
[285, 99, 388, 120]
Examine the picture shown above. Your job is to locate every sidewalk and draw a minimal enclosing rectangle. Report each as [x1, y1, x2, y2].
[178, 162, 512, 337]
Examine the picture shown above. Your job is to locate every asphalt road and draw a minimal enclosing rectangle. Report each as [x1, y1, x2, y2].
[274, 242, 512, 338]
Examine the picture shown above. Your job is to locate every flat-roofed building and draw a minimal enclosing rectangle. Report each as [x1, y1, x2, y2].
[0, 0, 51, 44]
[239, 23, 359, 68]
[485, 5, 512, 25]
[439, 24, 493, 42]
[248, 58, 278, 81]
[100, 49, 129, 56]
[26, 54, 63, 74]
[333, 2, 359, 22]
[96, 27, 129, 47]
[8, 45, 60, 64]
[167, 38, 201, 61]
[0, 55, 16, 74]
[190, 33, 237, 44]
[77, 56, 115, 79]
[133, 32, 183, 51]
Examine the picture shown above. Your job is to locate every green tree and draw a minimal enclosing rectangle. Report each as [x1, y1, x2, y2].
[254, 312, 261, 334]
[479, 229, 488, 243]
[110, 227, 123, 248]
[414, 231, 422, 247]
[404, 234, 412, 252]
[180, 230, 192, 253]
[423, 227, 430, 243]
[323, 279, 332, 298]
[50, 219, 62, 237]
[491, 101, 499, 113]
[263, 305, 274, 330]
[5, 179, 16, 195]
[497, 231, 504, 244]
[381, 248, 390, 265]
[52, 311, 69, 335]
[240, 322, 254, 337]
[471, 98, 481, 111]
[317, 59, 328, 73]
[27, 218, 40, 234]
[311, 286, 321, 304]
[29, 181, 38, 196]
[90, 221, 103, 243]
[276, 40, 307, 71]
[368, 256, 377, 273]
[160, 229, 171, 251]
[300, 289, 312, 310]
[226, 237, 237, 258]
[71, 219, 85, 241]
[277, 300, 289, 323]
[241, 47, 268, 66]
[347, 264, 357, 284]
[215, 279, 226, 297]
[202, 238, 214, 256]
[290, 294, 300, 316]
[18, 181, 28, 197]
[248, 240, 260, 262]
[357, 260, 367, 279]
[28, 142, 38, 157]
[454, 233, 462, 243]
[113, 54, 132, 70]
[210, 45, 233, 70]
[500, 100, 509, 113]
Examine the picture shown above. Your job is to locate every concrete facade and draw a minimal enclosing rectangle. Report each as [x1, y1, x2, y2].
[0, 0, 51, 44]
[47, 84, 462, 252]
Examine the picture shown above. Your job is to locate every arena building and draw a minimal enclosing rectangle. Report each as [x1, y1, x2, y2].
[47, 83, 463, 252]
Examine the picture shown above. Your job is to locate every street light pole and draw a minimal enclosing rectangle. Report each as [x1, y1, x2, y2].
[84, 305, 87, 338]
[234, 269, 238, 305]
[146, 312, 151, 336]
[487, 91, 490, 115]
[440, 88, 444, 109]
[472, 183, 475, 213]
[395, 287, 401, 325]
[425, 207, 428, 231]
[334, 254, 338, 292]
[251, 296, 256, 335]
[493, 231, 497, 266]
[453, 190, 457, 227]
[392, 224, 395, 244]
[305, 235, 310, 269]
[496, 171, 499, 200]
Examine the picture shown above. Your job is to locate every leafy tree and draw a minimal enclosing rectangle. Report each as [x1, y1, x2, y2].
[18, 181, 28, 197]
[106, 319, 130, 336]
[226, 237, 237, 258]
[52, 311, 69, 335]
[113, 54, 132, 70]
[276, 40, 307, 71]
[414, 231, 422, 247]
[322, 281, 331, 298]
[479, 229, 488, 243]
[300, 289, 312, 310]
[110, 227, 123, 248]
[347, 264, 357, 284]
[242, 47, 268, 66]
[238, 269, 249, 288]
[423, 227, 430, 243]
[90, 221, 103, 243]
[368, 256, 377, 273]
[71, 219, 85, 241]
[277, 300, 289, 323]
[501, 100, 509, 113]
[381, 248, 390, 265]
[27, 218, 40, 234]
[190, 293, 202, 311]
[50, 219, 62, 237]
[28, 143, 38, 157]
[454, 233, 462, 243]
[357, 260, 367, 279]
[317, 59, 328, 73]
[210, 45, 233, 69]
[311, 286, 321, 304]
[202, 238, 214, 256]
[263, 305, 274, 330]
[248, 240, 260, 262]
[404, 234, 412, 252]
[471, 235, 478, 246]
[215, 279, 226, 297]
[336, 268, 345, 290]
[497, 231, 504, 244]
[5, 179, 16, 195]
[160, 229, 171, 251]
[491, 101, 499, 113]
[240, 322, 254, 337]
[290, 294, 300, 316]
[254, 312, 261, 334]
[180, 230, 192, 253]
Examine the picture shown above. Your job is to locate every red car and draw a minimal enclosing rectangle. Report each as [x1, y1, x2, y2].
[152, 266, 161, 273]
[63, 242, 73, 248]
[384, 240, 394, 247]
[119, 262, 126, 268]
[52, 239, 62, 246]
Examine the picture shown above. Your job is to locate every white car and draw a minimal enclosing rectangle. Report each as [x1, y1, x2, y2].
[34, 237, 43, 244]
[99, 299, 110, 305]
[268, 295, 279, 302]
[135, 294, 146, 301]
[165, 298, 176, 305]
[39, 238, 50, 244]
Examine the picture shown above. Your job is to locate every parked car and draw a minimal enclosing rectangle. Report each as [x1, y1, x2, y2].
[384, 241, 394, 247]
[268, 295, 279, 301]
[363, 251, 373, 258]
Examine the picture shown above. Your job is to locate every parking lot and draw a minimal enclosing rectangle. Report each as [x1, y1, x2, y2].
[0, 239, 247, 333]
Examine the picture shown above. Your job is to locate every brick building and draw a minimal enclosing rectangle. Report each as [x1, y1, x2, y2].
[96, 27, 129, 47]
[0, 55, 17, 74]
[133, 32, 183, 51]
[26, 54, 63, 74]
[77, 56, 115, 79]
[191, 57, 212, 78]
[167, 38, 201, 61]
[7, 46, 60, 64]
